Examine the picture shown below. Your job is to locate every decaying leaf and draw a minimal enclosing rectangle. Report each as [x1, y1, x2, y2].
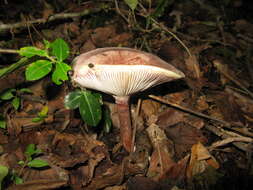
[146, 124, 175, 180]
[7, 179, 67, 190]
[187, 142, 219, 180]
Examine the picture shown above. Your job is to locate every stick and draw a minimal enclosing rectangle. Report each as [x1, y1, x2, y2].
[0, 8, 102, 34]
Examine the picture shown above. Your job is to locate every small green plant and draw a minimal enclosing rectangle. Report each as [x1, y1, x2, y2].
[32, 106, 48, 123]
[65, 90, 103, 126]
[0, 114, 6, 129]
[10, 170, 23, 185]
[0, 165, 8, 190]
[65, 89, 112, 131]
[19, 144, 49, 168]
[14, 144, 49, 184]
[124, 0, 138, 11]
[19, 38, 71, 85]
[0, 88, 32, 111]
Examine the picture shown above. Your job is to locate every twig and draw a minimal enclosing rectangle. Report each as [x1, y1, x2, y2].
[0, 8, 102, 34]
[213, 59, 253, 99]
[246, 46, 253, 83]
[114, 0, 129, 24]
[0, 57, 29, 78]
[237, 34, 253, 43]
[206, 125, 252, 152]
[148, 95, 232, 127]
[150, 18, 192, 57]
[148, 94, 253, 138]
[0, 48, 19, 54]
[209, 137, 253, 150]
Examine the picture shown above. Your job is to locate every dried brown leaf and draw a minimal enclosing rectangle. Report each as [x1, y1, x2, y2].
[7, 179, 67, 190]
[146, 124, 175, 180]
[187, 142, 219, 179]
[164, 123, 207, 158]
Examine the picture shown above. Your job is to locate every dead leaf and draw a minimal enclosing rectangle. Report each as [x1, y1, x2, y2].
[161, 155, 190, 181]
[164, 123, 207, 158]
[187, 142, 219, 180]
[104, 185, 126, 190]
[0, 132, 8, 144]
[185, 55, 202, 79]
[196, 95, 209, 111]
[7, 179, 67, 190]
[86, 164, 123, 190]
[127, 176, 161, 190]
[146, 124, 175, 180]
[156, 109, 184, 128]
[141, 99, 161, 119]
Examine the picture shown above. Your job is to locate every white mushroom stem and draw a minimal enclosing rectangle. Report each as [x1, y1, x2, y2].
[114, 96, 132, 152]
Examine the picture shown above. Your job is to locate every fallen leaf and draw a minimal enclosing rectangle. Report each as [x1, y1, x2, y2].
[146, 124, 175, 181]
[187, 142, 219, 180]
[164, 123, 207, 158]
[7, 179, 67, 190]
[127, 176, 161, 190]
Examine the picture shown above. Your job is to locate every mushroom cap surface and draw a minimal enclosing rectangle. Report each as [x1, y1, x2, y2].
[72, 47, 185, 96]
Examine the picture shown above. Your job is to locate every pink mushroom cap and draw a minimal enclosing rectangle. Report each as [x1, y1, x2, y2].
[72, 47, 185, 97]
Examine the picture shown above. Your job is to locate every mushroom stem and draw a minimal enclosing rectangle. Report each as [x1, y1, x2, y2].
[114, 96, 133, 152]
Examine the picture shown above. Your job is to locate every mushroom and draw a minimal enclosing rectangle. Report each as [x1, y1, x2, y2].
[72, 47, 185, 152]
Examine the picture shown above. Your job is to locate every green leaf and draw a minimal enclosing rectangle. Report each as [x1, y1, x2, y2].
[32, 117, 44, 123]
[13, 176, 23, 185]
[25, 60, 53, 81]
[0, 114, 5, 129]
[52, 62, 71, 85]
[0, 165, 8, 190]
[19, 88, 33, 94]
[18, 161, 25, 165]
[43, 39, 51, 49]
[64, 90, 82, 109]
[11, 97, 20, 110]
[38, 106, 48, 118]
[27, 159, 49, 168]
[79, 91, 102, 126]
[51, 38, 69, 62]
[0, 88, 15, 100]
[19, 47, 48, 58]
[151, 0, 173, 18]
[93, 93, 103, 105]
[25, 144, 36, 158]
[0, 120, 6, 129]
[124, 0, 138, 11]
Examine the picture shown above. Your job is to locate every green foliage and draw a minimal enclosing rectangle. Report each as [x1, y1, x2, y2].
[0, 88, 32, 111]
[0, 88, 15, 100]
[18, 144, 49, 170]
[27, 159, 49, 168]
[124, 0, 138, 11]
[151, 0, 173, 18]
[0, 165, 8, 190]
[24, 144, 42, 161]
[19, 47, 48, 58]
[79, 91, 102, 126]
[19, 38, 71, 85]
[11, 97, 20, 110]
[65, 90, 102, 126]
[10, 172, 23, 185]
[8, 144, 48, 184]
[0, 114, 6, 129]
[50, 38, 70, 62]
[64, 90, 82, 109]
[52, 62, 72, 85]
[25, 60, 53, 81]
[32, 106, 48, 123]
